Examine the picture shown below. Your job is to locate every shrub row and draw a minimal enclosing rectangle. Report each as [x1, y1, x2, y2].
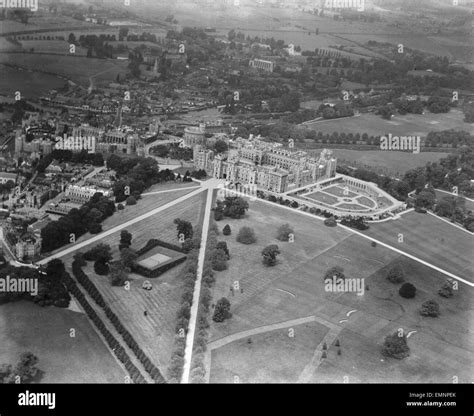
[136, 239, 185, 256]
[62, 272, 146, 384]
[189, 224, 220, 383]
[167, 249, 200, 383]
[71, 260, 165, 383]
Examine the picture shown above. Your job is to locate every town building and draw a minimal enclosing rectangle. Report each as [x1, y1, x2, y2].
[65, 185, 113, 204]
[249, 58, 275, 72]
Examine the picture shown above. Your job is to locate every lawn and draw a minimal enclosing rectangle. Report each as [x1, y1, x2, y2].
[209, 321, 329, 383]
[0, 53, 129, 88]
[0, 301, 125, 383]
[333, 148, 450, 176]
[61, 191, 207, 377]
[304, 191, 339, 205]
[207, 200, 473, 383]
[310, 255, 474, 383]
[362, 211, 473, 284]
[0, 64, 67, 99]
[304, 110, 473, 137]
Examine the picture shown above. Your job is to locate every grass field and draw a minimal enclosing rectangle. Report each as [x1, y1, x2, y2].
[61, 191, 207, 376]
[0, 53, 129, 89]
[0, 301, 125, 383]
[362, 211, 473, 284]
[332, 149, 449, 176]
[209, 321, 329, 383]
[19, 40, 89, 56]
[0, 64, 67, 98]
[304, 110, 474, 137]
[304, 191, 339, 205]
[207, 200, 473, 383]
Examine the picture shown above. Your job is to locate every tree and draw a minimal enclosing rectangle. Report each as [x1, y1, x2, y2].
[323, 266, 345, 282]
[14, 352, 40, 383]
[420, 300, 440, 317]
[119, 230, 133, 250]
[120, 247, 137, 268]
[126, 196, 137, 206]
[415, 190, 435, 209]
[387, 264, 405, 284]
[236, 226, 256, 244]
[276, 224, 294, 242]
[174, 218, 193, 240]
[117, 203, 124, 211]
[88, 222, 102, 234]
[94, 259, 109, 276]
[212, 298, 231, 322]
[213, 140, 228, 154]
[84, 243, 112, 262]
[382, 332, 410, 359]
[216, 241, 230, 259]
[0, 364, 13, 384]
[261, 245, 280, 266]
[222, 224, 231, 236]
[211, 248, 228, 271]
[324, 217, 337, 227]
[399, 282, 416, 299]
[109, 261, 128, 286]
[438, 280, 455, 298]
[214, 196, 249, 219]
[73, 252, 86, 267]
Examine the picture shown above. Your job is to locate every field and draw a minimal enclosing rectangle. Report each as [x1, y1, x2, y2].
[0, 53, 129, 90]
[332, 148, 449, 176]
[362, 211, 474, 284]
[207, 199, 473, 383]
[19, 40, 89, 56]
[0, 64, 67, 98]
[61, 191, 207, 376]
[304, 110, 474, 137]
[209, 321, 329, 383]
[0, 301, 125, 383]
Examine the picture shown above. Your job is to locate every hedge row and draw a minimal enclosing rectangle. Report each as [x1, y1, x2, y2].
[62, 272, 146, 384]
[189, 224, 220, 383]
[136, 239, 185, 256]
[167, 249, 200, 383]
[71, 260, 165, 384]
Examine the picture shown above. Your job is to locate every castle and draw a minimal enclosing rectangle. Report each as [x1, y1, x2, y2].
[194, 136, 337, 193]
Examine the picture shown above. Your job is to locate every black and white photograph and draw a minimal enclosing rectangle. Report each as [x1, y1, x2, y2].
[0, 0, 473, 412]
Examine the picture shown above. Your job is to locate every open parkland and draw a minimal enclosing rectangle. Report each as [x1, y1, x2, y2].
[1, 168, 472, 383]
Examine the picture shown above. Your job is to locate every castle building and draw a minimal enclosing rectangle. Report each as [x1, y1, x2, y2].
[194, 137, 337, 193]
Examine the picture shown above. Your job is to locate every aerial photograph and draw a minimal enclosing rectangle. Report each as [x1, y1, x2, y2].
[0, 0, 472, 411]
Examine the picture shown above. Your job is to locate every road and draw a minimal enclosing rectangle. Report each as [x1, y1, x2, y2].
[181, 179, 222, 383]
